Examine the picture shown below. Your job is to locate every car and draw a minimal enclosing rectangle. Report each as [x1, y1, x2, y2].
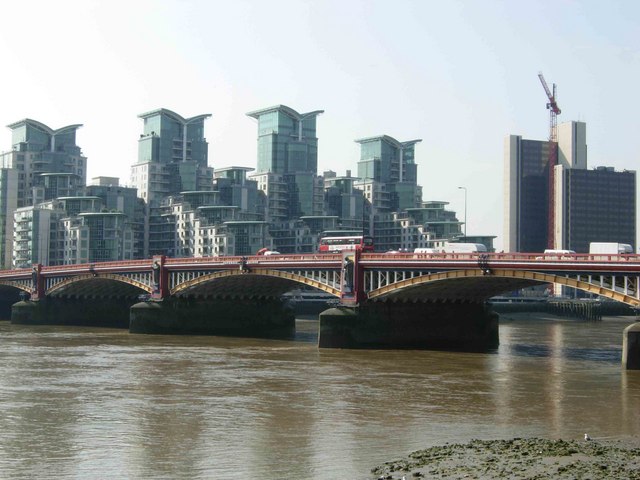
[256, 247, 280, 256]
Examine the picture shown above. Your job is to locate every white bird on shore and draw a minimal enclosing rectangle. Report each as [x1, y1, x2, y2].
[584, 433, 591, 441]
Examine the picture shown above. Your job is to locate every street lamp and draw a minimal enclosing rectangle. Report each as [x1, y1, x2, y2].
[458, 186, 467, 238]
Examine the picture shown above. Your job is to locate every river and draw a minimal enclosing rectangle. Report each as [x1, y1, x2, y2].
[0, 313, 639, 479]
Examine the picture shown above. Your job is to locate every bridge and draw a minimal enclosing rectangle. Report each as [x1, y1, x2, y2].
[2, 251, 639, 354]
[1, 251, 639, 304]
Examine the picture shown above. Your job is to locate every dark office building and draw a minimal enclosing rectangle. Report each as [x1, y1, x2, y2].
[556, 166, 636, 253]
[504, 136, 552, 253]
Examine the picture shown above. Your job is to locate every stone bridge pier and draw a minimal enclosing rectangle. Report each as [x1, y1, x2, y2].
[129, 297, 295, 338]
[12, 297, 133, 328]
[317, 250, 499, 352]
[318, 301, 499, 352]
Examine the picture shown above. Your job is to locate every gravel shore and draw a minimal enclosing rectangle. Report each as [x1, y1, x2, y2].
[369, 437, 640, 479]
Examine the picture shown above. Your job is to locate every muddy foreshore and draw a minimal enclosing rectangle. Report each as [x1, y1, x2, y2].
[369, 437, 640, 479]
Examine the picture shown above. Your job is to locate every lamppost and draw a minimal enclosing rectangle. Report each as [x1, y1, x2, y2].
[458, 186, 467, 238]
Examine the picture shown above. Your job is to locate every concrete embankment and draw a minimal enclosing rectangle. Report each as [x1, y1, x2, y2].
[491, 300, 636, 321]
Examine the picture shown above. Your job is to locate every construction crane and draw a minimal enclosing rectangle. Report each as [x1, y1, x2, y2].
[538, 72, 561, 249]
[538, 72, 561, 141]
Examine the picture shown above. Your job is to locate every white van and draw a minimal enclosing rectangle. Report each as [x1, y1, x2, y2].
[537, 249, 576, 260]
[543, 249, 576, 255]
[442, 243, 487, 253]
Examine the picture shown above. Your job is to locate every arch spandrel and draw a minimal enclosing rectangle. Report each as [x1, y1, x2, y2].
[171, 269, 341, 298]
[46, 274, 152, 297]
[367, 269, 640, 307]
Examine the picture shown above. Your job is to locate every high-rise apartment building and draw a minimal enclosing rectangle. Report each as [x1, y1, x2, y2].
[247, 105, 323, 175]
[131, 109, 213, 206]
[356, 135, 420, 185]
[355, 135, 422, 217]
[0, 119, 86, 208]
[130, 108, 213, 256]
[247, 105, 324, 222]
[0, 119, 87, 268]
[0, 169, 18, 268]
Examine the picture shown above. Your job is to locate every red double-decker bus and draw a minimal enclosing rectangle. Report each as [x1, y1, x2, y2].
[318, 235, 374, 253]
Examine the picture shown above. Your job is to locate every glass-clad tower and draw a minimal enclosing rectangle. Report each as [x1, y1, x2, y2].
[247, 105, 323, 175]
[130, 108, 213, 256]
[0, 119, 86, 268]
[355, 135, 422, 215]
[0, 119, 86, 208]
[247, 105, 324, 222]
[356, 135, 420, 184]
[131, 108, 213, 206]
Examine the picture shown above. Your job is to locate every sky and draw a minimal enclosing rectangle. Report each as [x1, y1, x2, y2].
[0, 0, 638, 250]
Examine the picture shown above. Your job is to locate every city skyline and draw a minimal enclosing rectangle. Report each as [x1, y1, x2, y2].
[1, 0, 638, 250]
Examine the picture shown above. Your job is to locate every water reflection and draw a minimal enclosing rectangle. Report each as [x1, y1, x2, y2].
[0, 316, 639, 479]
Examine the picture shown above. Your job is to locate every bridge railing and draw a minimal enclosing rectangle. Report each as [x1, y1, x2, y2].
[165, 254, 344, 266]
[40, 259, 151, 273]
[362, 252, 640, 263]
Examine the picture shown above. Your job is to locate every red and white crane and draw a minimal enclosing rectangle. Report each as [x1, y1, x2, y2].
[538, 72, 561, 249]
[538, 72, 562, 142]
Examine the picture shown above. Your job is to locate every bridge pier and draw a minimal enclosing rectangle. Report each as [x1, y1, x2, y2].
[318, 301, 499, 352]
[11, 298, 132, 328]
[622, 322, 640, 370]
[129, 297, 295, 338]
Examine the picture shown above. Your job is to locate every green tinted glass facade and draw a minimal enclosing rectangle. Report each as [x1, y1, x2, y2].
[137, 109, 210, 167]
[248, 105, 322, 175]
[356, 136, 421, 184]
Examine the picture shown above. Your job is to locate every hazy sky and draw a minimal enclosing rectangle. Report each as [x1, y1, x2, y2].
[1, 0, 638, 249]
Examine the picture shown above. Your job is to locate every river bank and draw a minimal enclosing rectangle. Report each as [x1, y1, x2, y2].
[369, 437, 640, 479]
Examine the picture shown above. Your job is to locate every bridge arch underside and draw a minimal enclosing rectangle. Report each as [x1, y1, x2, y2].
[0, 284, 25, 319]
[0, 281, 31, 295]
[368, 269, 640, 307]
[46, 275, 149, 300]
[171, 270, 340, 299]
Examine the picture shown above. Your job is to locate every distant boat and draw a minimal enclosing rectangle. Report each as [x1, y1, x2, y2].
[282, 289, 339, 314]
